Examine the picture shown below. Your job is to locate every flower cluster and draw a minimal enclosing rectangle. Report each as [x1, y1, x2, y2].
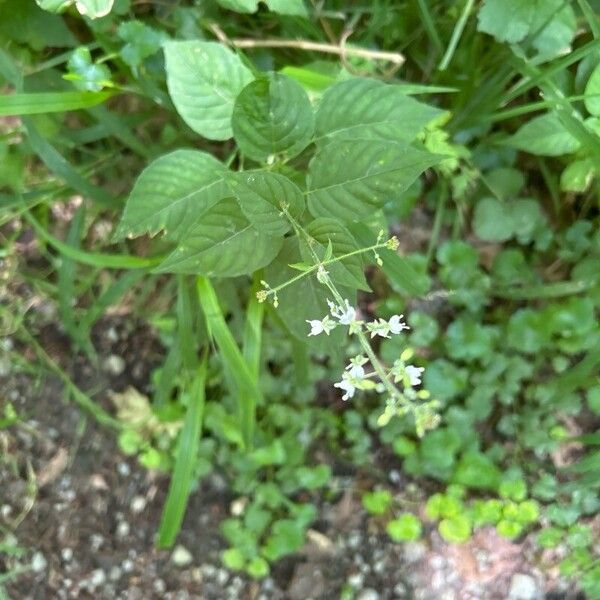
[307, 299, 427, 408]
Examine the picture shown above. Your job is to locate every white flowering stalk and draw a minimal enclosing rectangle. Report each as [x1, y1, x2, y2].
[257, 212, 440, 437]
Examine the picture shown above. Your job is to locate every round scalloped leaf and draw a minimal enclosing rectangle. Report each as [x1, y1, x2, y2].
[228, 171, 304, 236]
[115, 149, 229, 241]
[232, 73, 314, 161]
[164, 40, 253, 141]
[75, 0, 114, 18]
[315, 78, 442, 144]
[307, 140, 441, 222]
[155, 198, 282, 277]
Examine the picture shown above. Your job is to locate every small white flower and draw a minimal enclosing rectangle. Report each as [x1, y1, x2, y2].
[346, 363, 365, 379]
[346, 354, 368, 379]
[306, 315, 336, 336]
[328, 299, 357, 325]
[334, 374, 356, 401]
[405, 365, 424, 386]
[389, 314, 410, 334]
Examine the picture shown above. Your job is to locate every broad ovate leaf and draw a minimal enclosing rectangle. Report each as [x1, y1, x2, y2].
[307, 140, 441, 221]
[315, 78, 442, 143]
[75, 0, 114, 18]
[164, 40, 253, 140]
[228, 171, 304, 235]
[505, 112, 581, 156]
[232, 73, 314, 161]
[156, 199, 281, 277]
[302, 218, 370, 291]
[116, 149, 229, 240]
[477, 0, 533, 43]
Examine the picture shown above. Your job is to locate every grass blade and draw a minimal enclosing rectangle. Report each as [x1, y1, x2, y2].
[0, 91, 114, 116]
[157, 356, 207, 548]
[197, 276, 262, 449]
[243, 273, 264, 379]
[24, 211, 162, 269]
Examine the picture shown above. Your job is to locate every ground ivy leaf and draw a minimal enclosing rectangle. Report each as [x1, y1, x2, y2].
[307, 140, 441, 222]
[115, 149, 230, 241]
[301, 218, 370, 291]
[155, 199, 281, 277]
[477, 0, 533, 44]
[227, 171, 304, 236]
[504, 112, 581, 156]
[164, 40, 253, 140]
[473, 198, 513, 242]
[67, 47, 111, 92]
[315, 78, 442, 144]
[232, 72, 314, 161]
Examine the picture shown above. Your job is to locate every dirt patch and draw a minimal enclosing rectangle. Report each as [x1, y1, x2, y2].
[0, 321, 586, 600]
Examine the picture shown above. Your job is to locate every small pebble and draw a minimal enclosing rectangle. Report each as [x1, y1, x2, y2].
[171, 545, 193, 567]
[89, 569, 106, 588]
[31, 552, 47, 572]
[122, 559, 134, 572]
[1, 505, 13, 519]
[61, 548, 73, 562]
[109, 566, 122, 581]
[116, 521, 130, 538]
[348, 572, 365, 588]
[130, 496, 146, 514]
[508, 573, 540, 600]
[347, 531, 362, 549]
[201, 564, 217, 578]
[103, 354, 126, 376]
[153, 579, 166, 594]
[117, 462, 131, 477]
[90, 534, 104, 551]
[216, 568, 229, 586]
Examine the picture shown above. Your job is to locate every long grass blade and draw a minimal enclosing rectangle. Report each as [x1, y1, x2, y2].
[197, 276, 262, 449]
[157, 356, 207, 548]
[0, 91, 114, 116]
[243, 273, 264, 379]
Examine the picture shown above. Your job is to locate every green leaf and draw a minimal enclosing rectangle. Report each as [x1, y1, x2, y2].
[221, 548, 245, 570]
[315, 78, 442, 143]
[477, 0, 533, 44]
[528, 0, 576, 59]
[227, 171, 304, 235]
[116, 149, 229, 240]
[560, 158, 595, 193]
[262, 519, 305, 561]
[216, 0, 306, 14]
[302, 218, 370, 291]
[473, 197, 513, 242]
[118, 20, 168, 68]
[164, 40, 253, 140]
[452, 451, 502, 490]
[157, 360, 207, 548]
[362, 490, 392, 515]
[215, 0, 258, 12]
[307, 140, 440, 221]
[0, 90, 113, 116]
[386, 514, 422, 542]
[232, 72, 314, 161]
[35, 0, 72, 12]
[438, 515, 472, 543]
[246, 556, 270, 578]
[585, 63, 600, 116]
[67, 47, 111, 92]
[157, 199, 282, 277]
[75, 0, 114, 18]
[265, 0, 306, 16]
[505, 112, 581, 156]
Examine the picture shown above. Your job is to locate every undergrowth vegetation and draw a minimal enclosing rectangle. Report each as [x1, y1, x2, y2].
[1, 0, 599, 596]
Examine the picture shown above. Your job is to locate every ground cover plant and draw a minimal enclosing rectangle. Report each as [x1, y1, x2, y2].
[1, 0, 599, 598]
